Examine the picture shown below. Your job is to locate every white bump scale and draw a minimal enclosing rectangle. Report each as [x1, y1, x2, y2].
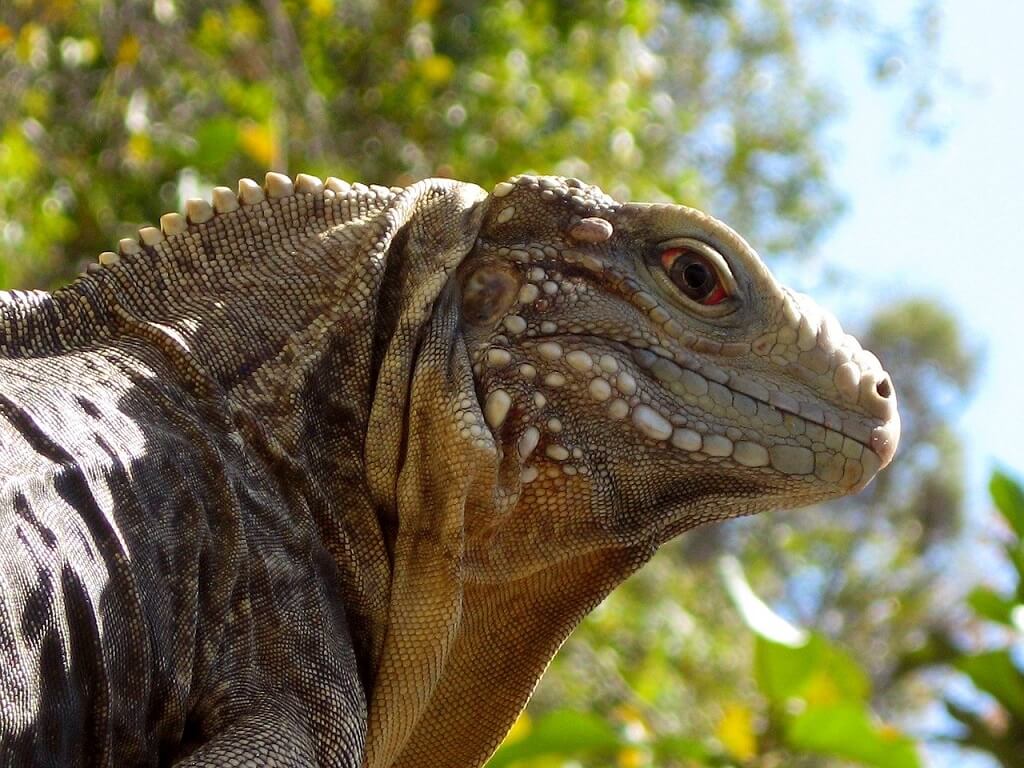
[137, 226, 163, 246]
[518, 284, 539, 303]
[238, 178, 265, 205]
[671, 428, 702, 452]
[265, 172, 294, 198]
[703, 435, 734, 457]
[211, 186, 239, 213]
[588, 378, 612, 402]
[537, 342, 563, 361]
[118, 238, 141, 256]
[484, 389, 512, 430]
[616, 372, 637, 396]
[546, 444, 570, 461]
[770, 444, 815, 475]
[492, 181, 515, 198]
[608, 399, 630, 420]
[159, 213, 186, 236]
[186, 198, 213, 224]
[631, 405, 672, 441]
[326, 177, 351, 195]
[565, 350, 593, 372]
[835, 362, 861, 404]
[294, 173, 324, 194]
[504, 315, 527, 334]
[568, 216, 613, 243]
[733, 441, 770, 467]
[486, 348, 512, 367]
[518, 427, 540, 460]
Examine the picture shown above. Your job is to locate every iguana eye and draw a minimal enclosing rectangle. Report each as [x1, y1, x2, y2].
[660, 246, 728, 305]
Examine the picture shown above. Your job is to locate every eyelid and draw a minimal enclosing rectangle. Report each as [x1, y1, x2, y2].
[657, 237, 738, 297]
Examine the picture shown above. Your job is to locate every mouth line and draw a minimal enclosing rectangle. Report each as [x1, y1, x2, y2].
[528, 332, 890, 463]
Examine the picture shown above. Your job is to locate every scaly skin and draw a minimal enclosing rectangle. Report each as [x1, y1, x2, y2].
[0, 172, 898, 767]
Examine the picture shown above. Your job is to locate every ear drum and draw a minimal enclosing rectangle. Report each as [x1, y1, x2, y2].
[460, 262, 522, 327]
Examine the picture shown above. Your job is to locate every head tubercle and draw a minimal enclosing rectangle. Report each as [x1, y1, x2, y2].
[479, 175, 764, 272]
[481, 175, 624, 243]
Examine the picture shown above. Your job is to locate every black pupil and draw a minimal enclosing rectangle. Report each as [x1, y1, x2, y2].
[671, 254, 716, 299]
[682, 262, 710, 290]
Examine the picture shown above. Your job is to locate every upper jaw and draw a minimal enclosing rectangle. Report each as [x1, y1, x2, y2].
[616, 277, 900, 493]
[624, 339, 897, 495]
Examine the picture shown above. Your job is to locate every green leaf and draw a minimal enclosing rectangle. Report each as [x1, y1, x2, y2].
[651, 735, 717, 762]
[991, 469, 1024, 539]
[755, 634, 813, 703]
[486, 710, 622, 767]
[755, 633, 870, 706]
[944, 699, 1024, 766]
[956, 650, 1024, 721]
[966, 586, 1017, 626]
[786, 703, 921, 768]
[1006, 546, 1024, 603]
[192, 117, 241, 169]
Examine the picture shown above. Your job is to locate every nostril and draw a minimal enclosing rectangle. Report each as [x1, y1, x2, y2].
[875, 376, 892, 399]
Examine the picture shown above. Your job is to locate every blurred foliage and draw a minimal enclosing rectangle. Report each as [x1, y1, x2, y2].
[895, 469, 1024, 767]
[495, 472, 1024, 768]
[1, 0, 940, 288]
[491, 561, 925, 768]
[1, 1, 1002, 768]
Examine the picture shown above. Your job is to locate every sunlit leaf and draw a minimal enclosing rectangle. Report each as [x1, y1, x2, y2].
[755, 633, 869, 706]
[486, 709, 621, 767]
[195, 118, 241, 169]
[956, 651, 1024, 722]
[991, 469, 1024, 540]
[966, 586, 1016, 626]
[651, 734, 716, 763]
[787, 703, 921, 768]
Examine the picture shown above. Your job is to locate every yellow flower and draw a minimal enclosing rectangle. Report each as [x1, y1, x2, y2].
[716, 702, 757, 761]
[116, 35, 140, 66]
[240, 123, 275, 167]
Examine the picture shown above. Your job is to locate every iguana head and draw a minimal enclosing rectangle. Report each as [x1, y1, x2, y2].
[377, 175, 899, 767]
[458, 175, 898, 549]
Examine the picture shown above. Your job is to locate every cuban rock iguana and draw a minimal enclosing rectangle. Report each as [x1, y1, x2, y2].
[0, 172, 899, 767]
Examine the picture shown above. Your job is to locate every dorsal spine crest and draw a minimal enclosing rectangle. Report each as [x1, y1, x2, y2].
[93, 172, 401, 273]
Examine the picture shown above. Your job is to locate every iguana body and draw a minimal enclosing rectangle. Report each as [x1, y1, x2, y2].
[0, 173, 899, 766]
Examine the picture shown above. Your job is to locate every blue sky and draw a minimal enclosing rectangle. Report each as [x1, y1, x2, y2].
[804, 0, 1023, 503]
[804, 4, 1022, 764]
